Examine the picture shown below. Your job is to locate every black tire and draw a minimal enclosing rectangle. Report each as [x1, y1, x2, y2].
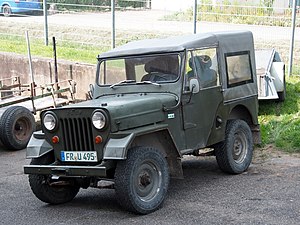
[215, 119, 253, 174]
[28, 153, 80, 204]
[114, 146, 169, 214]
[0, 106, 35, 150]
[2, 5, 12, 17]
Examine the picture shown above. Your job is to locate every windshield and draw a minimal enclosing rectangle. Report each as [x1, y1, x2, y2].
[98, 53, 181, 86]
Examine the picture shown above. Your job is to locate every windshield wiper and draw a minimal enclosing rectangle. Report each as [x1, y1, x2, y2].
[110, 80, 136, 88]
[136, 81, 161, 86]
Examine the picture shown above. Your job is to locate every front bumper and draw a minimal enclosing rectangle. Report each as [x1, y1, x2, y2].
[24, 164, 107, 177]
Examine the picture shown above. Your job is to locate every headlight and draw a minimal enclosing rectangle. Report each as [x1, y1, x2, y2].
[92, 111, 106, 130]
[43, 113, 57, 131]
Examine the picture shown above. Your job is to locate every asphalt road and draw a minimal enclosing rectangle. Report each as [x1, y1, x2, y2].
[0, 144, 300, 225]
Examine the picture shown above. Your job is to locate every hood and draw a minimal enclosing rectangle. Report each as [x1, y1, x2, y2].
[62, 93, 178, 132]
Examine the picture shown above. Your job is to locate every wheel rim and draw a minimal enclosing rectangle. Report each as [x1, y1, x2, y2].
[13, 117, 32, 141]
[134, 160, 162, 202]
[232, 131, 248, 164]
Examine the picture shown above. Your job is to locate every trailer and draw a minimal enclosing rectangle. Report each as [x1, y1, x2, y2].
[0, 76, 76, 150]
[256, 49, 286, 101]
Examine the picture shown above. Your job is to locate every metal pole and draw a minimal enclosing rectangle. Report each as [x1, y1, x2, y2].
[43, 0, 48, 46]
[111, 0, 115, 49]
[25, 31, 34, 88]
[193, 0, 197, 34]
[288, 0, 297, 77]
[52, 37, 58, 84]
[25, 31, 36, 113]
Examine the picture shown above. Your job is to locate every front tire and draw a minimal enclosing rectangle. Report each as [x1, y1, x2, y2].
[28, 153, 80, 204]
[215, 119, 253, 174]
[114, 146, 169, 214]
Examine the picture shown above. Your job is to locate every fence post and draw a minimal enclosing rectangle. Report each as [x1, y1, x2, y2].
[288, 0, 297, 77]
[193, 0, 197, 34]
[111, 0, 116, 49]
[43, 0, 48, 46]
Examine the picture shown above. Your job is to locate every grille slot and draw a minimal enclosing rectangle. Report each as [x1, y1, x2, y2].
[60, 117, 94, 151]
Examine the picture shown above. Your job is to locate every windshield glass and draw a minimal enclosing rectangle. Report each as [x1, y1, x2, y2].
[98, 53, 181, 86]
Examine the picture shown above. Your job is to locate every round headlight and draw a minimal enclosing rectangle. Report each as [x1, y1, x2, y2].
[92, 111, 106, 130]
[43, 113, 57, 131]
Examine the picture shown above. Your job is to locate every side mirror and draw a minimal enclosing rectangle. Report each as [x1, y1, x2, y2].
[189, 78, 200, 94]
[88, 84, 94, 100]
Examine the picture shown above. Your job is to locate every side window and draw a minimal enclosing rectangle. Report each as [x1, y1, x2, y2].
[193, 48, 219, 88]
[225, 51, 253, 87]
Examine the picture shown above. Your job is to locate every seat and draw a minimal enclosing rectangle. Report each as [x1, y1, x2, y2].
[194, 55, 217, 88]
[142, 57, 177, 82]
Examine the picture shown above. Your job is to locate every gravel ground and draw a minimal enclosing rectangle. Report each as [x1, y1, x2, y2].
[0, 144, 299, 225]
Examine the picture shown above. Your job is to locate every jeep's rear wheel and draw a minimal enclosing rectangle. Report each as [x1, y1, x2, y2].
[215, 119, 253, 174]
[28, 153, 80, 204]
[114, 146, 169, 214]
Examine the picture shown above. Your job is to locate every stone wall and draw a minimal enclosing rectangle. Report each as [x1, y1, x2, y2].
[0, 52, 96, 100]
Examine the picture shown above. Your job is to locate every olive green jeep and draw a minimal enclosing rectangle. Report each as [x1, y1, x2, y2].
[24, 30, 261, 214]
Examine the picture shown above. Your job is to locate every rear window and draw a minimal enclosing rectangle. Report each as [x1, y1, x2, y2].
[225, 51, 253, 87]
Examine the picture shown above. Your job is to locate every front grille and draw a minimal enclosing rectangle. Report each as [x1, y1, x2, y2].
[60, 118, 94, 151]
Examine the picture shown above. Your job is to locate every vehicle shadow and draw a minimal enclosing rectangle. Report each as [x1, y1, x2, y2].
[40, 156, 229, 215]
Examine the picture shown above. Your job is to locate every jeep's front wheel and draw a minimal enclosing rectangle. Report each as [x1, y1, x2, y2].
[28, 153, 80, 204]
[114, 146, 169, 214]
[215, 119, 253, 174]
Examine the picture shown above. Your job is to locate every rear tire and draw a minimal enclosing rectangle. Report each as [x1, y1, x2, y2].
[114, 146, 169, 214]
[215, 119, 253, 174]
[28, 153, 80, 204]
[0, 106, 35, 150]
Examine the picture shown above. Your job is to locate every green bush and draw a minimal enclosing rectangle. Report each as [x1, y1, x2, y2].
[48, 0, 146, 11]
[259, 77, 300, 152]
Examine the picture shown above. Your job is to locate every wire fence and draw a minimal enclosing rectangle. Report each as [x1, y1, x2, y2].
[0, 0, 299, 74]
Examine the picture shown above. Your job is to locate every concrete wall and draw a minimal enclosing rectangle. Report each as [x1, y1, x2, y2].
[0, 52, 96, 100]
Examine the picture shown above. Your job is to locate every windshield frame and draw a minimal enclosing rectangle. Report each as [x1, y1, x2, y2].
[96, 52, 183, 87]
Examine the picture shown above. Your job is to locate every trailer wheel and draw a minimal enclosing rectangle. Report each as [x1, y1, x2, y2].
[0, 106, 35, 150]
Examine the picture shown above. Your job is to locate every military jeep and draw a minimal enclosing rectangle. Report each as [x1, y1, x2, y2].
[24, 30, 261, 214]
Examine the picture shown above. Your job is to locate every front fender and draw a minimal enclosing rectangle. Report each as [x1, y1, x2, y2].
[103, 123, 169, 160]
[26, 131, 53, 158]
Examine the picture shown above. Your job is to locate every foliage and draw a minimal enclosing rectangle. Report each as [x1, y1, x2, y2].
[259, 77, 300, 152]
[262, 0, 275, 8]
[47, 0, 146, 11]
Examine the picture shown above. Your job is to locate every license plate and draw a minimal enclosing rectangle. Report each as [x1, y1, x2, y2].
[61, 151, 98, 162]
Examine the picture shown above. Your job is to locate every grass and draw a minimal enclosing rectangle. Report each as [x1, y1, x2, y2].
[259, 76, 300, 152]
[0, 34, 107, 64]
